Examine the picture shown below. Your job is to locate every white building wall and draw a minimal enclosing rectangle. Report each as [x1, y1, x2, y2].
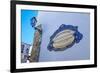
[36, 11, 90, 62]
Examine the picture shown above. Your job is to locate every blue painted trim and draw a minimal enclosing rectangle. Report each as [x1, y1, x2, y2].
[47, 24, 83, 51]
[30, 17, 37, 27]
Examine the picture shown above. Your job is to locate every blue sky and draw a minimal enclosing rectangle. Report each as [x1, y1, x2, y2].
[21, 10, 38, 44]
